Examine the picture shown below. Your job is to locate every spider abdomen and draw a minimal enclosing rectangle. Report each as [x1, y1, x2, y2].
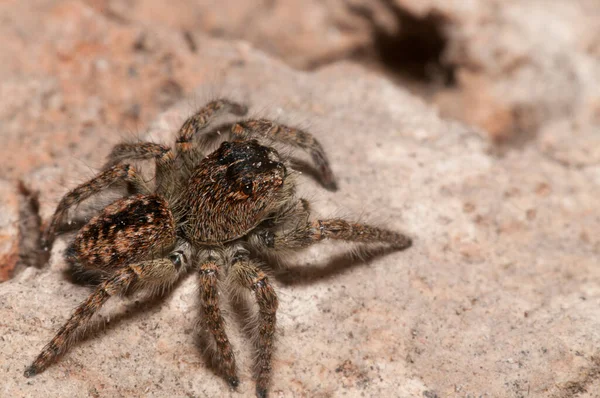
[67, 194, 176, 271]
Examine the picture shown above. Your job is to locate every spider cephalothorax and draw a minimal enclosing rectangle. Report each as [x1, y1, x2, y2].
[177, 139, 290, 245]
[24, 99, 412, 398]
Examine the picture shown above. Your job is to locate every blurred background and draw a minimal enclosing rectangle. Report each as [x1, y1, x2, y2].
[2, 0, 598, 184]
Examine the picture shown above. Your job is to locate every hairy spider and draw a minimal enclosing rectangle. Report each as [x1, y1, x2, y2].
[24, 99, 412, 397]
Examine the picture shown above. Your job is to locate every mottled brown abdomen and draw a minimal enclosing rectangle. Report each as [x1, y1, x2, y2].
[67, 194, 176, 271]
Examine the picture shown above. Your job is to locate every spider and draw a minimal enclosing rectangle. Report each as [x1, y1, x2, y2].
[23, 99, 412, 397]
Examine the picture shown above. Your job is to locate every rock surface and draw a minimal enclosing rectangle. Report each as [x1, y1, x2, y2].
[84, 0, 600, 144]
[0, 180, 20, 281]
[422, 0, 600, 145]
[1, 0, 598, 177]
[1, 2, 599, 398]
[2, 33, 600, 398]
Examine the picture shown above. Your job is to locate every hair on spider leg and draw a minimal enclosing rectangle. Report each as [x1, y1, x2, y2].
[223, 261, 274, 343]
[193, 300, 243, 390]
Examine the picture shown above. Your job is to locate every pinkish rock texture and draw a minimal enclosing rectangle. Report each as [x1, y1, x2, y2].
[420, 0, 600, 144]
[0, 180, 20, 281]
[97, 0, 600, 144]
[1, 1, 599, 398]
[2, 0, 598, 178]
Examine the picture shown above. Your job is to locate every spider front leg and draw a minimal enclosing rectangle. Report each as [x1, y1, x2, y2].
[102, 142, 173, 170]
[24, 254, 184, 377]
[43, 164, 147, 250]
[228, 255, 278, 398]
[176, 99, 248, 154]
[231, 120, 337, 190]
[198, 260, 239, 388]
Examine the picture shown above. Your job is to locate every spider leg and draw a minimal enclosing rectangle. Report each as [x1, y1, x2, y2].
[198, 260, 239, 388]
[175, 99, 248, 156]
[231, 119, 337, 190]
[251, 213, 412, 252]
[305, 218, 412, 248]
[43, 164, 147, 250]
[228, 255, 278, 398]
[102, 142, 173, 170]
[24, 255, 182, 377]
[101, 142, 179, 197]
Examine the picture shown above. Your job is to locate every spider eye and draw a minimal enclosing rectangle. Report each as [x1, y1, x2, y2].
[241, 177, 253, 195]
[220, 141, 232, 150]
[169, 251, 185, 269]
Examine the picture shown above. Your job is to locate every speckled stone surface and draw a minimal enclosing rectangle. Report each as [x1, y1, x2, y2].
[2, 33, 600, 397]
[1, 2, 600, 397]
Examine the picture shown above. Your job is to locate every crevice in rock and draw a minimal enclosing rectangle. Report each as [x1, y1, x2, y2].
[347, 1, 456, 97]
[373, 3, 455, 86]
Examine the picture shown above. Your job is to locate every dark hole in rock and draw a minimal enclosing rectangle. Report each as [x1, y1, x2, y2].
[377, 10, 455, 85]
[350, 2, 456, 88]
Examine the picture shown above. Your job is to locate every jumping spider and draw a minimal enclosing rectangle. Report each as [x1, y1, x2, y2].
[24, 99, 412, 397]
